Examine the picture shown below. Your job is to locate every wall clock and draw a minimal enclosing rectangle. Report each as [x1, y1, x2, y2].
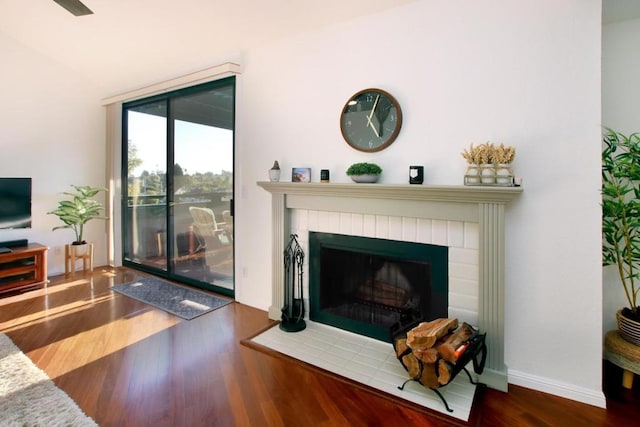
[340, 88, 402, 152]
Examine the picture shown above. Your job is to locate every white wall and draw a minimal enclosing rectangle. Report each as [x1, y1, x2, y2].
[602, 18, 640, 334]
[235, 0, 604, 406]
[0, 31, 107, 273]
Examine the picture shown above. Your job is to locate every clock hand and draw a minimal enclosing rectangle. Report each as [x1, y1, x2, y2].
[375, 100, 392, 137]
[366, 95, 380, 138]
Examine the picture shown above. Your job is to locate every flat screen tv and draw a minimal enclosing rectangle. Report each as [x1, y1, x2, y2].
[0, 178, 32, 229]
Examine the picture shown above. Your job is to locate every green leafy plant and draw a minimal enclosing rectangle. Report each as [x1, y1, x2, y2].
[602, 129, 640, 321]
[48, 185, 108, 244]
[346, 162, 383, 176]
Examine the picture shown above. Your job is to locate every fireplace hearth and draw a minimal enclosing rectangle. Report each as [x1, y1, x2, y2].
[309, 232, 448, 342]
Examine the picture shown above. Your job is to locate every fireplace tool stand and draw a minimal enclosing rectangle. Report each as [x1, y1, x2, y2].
[280, 234, 306, 332]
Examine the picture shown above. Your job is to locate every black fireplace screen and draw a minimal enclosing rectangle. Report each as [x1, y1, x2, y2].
[309, 232, 448, 342]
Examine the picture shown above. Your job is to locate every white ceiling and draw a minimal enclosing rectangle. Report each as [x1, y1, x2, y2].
[2, 1, 639, 97]
[0, 0, 416, 96]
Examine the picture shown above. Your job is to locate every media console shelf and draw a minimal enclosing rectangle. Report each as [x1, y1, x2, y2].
[0, 243, 48, 295]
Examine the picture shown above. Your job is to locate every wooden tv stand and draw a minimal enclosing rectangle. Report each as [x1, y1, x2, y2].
[0, 243, 48, 295]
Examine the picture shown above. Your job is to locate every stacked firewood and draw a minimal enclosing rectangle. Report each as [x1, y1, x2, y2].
[393, 318, 477, 388]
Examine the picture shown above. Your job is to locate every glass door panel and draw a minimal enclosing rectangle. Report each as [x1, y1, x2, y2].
[123, 102, 168, 270]
[170, 87, 234, 292]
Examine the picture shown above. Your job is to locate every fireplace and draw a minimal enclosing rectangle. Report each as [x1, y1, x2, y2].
[309, 232, 448, 342]
[258, 181, 521, 391]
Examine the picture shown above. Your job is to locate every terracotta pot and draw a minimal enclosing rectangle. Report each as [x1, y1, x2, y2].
[617, 309, 640, 346]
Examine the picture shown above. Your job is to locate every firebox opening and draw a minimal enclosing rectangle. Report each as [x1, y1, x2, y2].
[309, 232, 448, 342]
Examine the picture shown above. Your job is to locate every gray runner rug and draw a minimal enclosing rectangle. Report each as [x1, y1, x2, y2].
[111, 276, 233, 320]
[0, 333, 97, 426]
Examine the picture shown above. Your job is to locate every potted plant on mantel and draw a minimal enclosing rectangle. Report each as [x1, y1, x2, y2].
[346, 162, 383, 183]
[602, 129, 640, 346]
[48, 185, 107, 270]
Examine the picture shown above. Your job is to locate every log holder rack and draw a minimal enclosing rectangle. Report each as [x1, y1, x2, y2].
[391, 318, 488, 413]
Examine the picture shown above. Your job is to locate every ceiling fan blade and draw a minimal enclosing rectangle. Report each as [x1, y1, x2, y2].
[53, 0, 93, 16]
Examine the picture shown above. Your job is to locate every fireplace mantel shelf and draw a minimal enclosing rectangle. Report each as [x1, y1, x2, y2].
[257, 181, 522, 204]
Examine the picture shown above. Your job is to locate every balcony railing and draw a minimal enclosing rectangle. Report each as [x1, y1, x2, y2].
[125, 190, 231, 261]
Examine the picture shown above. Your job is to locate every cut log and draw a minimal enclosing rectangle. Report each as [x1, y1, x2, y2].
[394, 337, 409, 358]
[436, 323, 476, 363]
[417, 360, 440, 388]
[437, 359, 453, 385]
[413, 347, 439, 364]
[402, 353, 421, 379]
[406, 318, 458, 351]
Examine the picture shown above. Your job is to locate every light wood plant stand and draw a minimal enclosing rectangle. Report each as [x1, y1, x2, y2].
[65, 243, 94, 276]
[604, 330, 640, 389]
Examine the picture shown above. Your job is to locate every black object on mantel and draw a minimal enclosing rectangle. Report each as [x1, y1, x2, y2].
[280, 234, 306, 332]
[409, 166, 424, 184]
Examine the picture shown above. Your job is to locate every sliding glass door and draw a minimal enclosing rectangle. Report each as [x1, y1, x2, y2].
[122, 78, 235, 296]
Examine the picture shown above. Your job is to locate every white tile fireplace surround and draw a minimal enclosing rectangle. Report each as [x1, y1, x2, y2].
[258, 182, 522, 391]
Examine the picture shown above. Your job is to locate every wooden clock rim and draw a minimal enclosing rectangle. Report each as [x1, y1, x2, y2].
[340, 88, 403, 153]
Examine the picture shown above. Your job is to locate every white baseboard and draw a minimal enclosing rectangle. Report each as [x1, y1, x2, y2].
[508, 369, 606, 408]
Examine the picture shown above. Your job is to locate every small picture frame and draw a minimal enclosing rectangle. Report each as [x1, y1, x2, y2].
[292, 168, 311, 183]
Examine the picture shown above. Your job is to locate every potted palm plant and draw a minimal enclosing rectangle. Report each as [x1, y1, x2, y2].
[346, 162, 383, 183]
[602, 129, 640, 346]
[48, 185, 107, 274]
[48, 185, 107, 244]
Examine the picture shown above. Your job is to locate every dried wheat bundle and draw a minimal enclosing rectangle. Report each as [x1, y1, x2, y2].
[461, 142, 515, 164]
[494, 143, 516, 164]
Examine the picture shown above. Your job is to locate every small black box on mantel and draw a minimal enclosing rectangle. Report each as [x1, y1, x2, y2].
[409, 166, 424, 184]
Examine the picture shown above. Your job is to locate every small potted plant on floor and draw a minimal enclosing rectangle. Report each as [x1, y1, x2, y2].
[48, 185, 108, 245]
[48, 185, 107, 273]
[346, 162, 383, 183]
[602, 129, 640, 346]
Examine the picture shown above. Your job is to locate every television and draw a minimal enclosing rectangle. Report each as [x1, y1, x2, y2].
[0, 178, 32, 229]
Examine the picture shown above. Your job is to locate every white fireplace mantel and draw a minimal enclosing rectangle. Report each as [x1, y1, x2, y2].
[258, 181, 522, 391]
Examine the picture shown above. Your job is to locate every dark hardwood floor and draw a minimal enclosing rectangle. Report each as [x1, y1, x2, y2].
[0, 267, 638, 426]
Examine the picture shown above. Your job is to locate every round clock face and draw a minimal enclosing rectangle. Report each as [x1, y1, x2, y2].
[340, 88, 402, 152]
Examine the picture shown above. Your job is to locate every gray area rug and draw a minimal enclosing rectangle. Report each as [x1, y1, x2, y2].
[112, 276, 233, 320]
[0, 334, 97, 426]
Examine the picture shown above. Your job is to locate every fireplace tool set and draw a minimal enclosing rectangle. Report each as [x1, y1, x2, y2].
[280, 234, 306, 332]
